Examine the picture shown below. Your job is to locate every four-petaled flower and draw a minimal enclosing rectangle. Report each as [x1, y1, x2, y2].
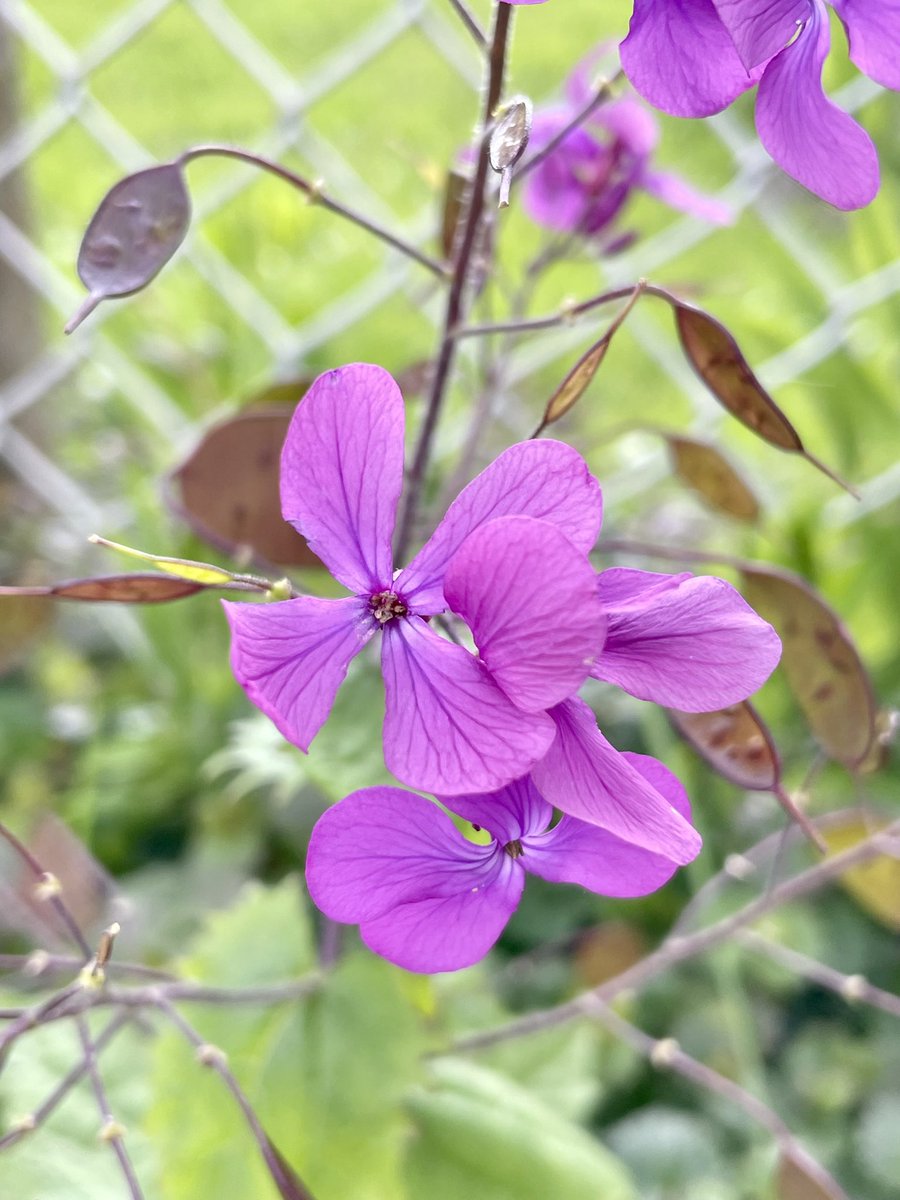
[523, 48, 732, 238]
[306, 758, 692, 973]
[621, 0, 900, 210]
[224, 362, 607, 798]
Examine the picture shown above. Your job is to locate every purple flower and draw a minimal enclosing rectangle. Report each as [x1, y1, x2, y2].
[523, 52, 732, 236]
[306, 758, 693, 973]
[223, 363, 606, 797]
[620, 0, 900, 210]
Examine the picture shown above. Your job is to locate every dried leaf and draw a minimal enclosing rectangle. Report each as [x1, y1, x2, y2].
[821, 816, 900, 933]
[668, 702, 780, 791]
[537, 337, 611, 434]
[441, 169, 470, 260]
[170, 408, 321, 567]
[0, 575, 208, 603]
[672, 302, 855, 495]
[777, 1147, 849, 1200]
[668, 436, 760, 522]
[489, 98, 533, 173]
[740, 567, 876, 768]
[490, 96, 532, 207]
[66, 162, 191, 332]
[0, 593, 51, 675]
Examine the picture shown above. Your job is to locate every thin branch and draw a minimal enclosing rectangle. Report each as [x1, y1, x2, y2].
[0, 1012, 133, 1151]
[0, 823, 92, 958]
[445, 0, 486, 46]
[179, 145, 449, 280]
[586, 1001, 848, 1198]
[0, 952, 175, 983]
[514, 70, 624, 185]
[740, 931, 900, 1020]
[75, 1013, 145, 1200]
[394, 0, 514, 561]
[154, 994, 315, 1200]
[450, 820, 900, 1053]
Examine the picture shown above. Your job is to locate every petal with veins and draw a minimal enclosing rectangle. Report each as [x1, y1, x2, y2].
[280, 363, 404, 593]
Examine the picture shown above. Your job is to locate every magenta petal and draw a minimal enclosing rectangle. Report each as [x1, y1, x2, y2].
[280, 363, 404, 593]
[439, 775, 552, 845]
[755, 5, 879, 209]
[223, 595, 376, 751]
[399, 440, 602, 614]
[531, 698, 702, 865]
[444, 516, 606, 713]
[306, 787, 523, 972]
[381, 617, 556, 794]
[524, 753, 695, 895]
[591, 568, 781, 711]
[620, 0, 753, 117]
[639, 168, 734, 224]
[833, 0, 900, 90]
[713, 0, 811, 69]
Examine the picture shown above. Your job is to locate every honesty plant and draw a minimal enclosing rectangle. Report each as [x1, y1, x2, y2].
[523, 50, 732, 237]
[620, 0, 900, 209]
[306, 761, 693, 972]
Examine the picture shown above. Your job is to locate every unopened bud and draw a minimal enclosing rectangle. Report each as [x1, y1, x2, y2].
[196, 1042, 228, 1069]
[841, 974, 867, 1002]
[34, 873, 62, 901]
[99, 1118, 126, 1142]
[650, 1037, 679, 1068]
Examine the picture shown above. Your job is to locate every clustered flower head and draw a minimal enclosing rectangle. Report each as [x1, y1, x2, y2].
[620, 0, 900, 210]
[224, 363, 782, 973]
[523, 48, 732, 240]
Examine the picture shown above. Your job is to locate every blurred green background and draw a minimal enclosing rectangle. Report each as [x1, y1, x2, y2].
[1, 1, 898, 1197]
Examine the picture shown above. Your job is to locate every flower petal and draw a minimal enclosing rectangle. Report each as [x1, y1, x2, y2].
[713, 0, 810, 69]
[280, 363, 404, 593]
[531, 698, 702, 865]
[639, 168, 734, 224]
[523, 753, 695, 895]
[306, 786, 523, 972]
[443, 515, 606, 713]
[620, 0, 753, 117]
[399, 440, 603, 614]
[223, 595, 375, 751]
[381, 616, 556, 794]
[439, 775, 552, 845]
[832, 0, 900, 90]
[522, 111, 615, 234]
[755, 3, 880, 209]
[591, 568, 781, 710]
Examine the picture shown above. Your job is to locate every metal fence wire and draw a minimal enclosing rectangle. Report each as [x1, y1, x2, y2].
[1, 0, 898, 598]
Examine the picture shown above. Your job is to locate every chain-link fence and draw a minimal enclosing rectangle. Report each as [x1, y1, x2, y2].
[1, 0, 898, 593]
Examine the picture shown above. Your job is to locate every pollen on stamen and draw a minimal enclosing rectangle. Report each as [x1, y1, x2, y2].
[369, 590, 408, 624]
[504, 838, 524, 860]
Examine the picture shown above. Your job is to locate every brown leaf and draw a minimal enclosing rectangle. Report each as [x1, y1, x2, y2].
[0, 593, 52, 675]
[668, 702, 780, 791]
[66, 162, 191, 332]
[672, 303, 855, 496]
[740, 567, 876, 768]
[668, 436, 760, 522]
[170, 408, 321, 567]
[537, 337, 611, 433]
[777, 1147, 849, 1200]
[0, 574, 207, 603]
[441, 169, 470, 261]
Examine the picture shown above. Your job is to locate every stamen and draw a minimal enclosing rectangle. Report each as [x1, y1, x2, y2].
[504, 838, 524, 859]
[370, 590, 408, 624]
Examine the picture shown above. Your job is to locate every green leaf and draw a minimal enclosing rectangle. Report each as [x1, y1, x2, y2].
[148, 886, 427, 1200]
[404, 1057, 636, 1200]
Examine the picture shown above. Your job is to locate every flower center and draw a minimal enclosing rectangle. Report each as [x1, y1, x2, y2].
[370, 590, 408, 624]
[503, 839, 524, 859]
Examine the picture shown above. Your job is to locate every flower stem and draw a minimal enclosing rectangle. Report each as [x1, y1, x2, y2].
[394, 1, 514, 561]
[178, 145, 449, 280]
